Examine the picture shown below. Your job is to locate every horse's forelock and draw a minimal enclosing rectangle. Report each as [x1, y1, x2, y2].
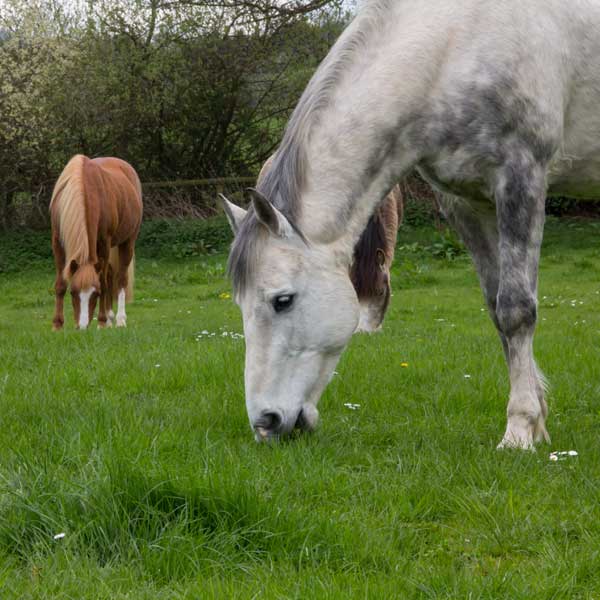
[227, 213, 265, 295]
[70, 262, 99, 290]
[227, 206, 309, 295]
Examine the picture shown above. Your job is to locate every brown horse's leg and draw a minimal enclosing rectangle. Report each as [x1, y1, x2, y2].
[106, 261, 115, 326]
[115, 240, 134, 327]
[97, 241, 110, 328]
[52, 234, 67, 331]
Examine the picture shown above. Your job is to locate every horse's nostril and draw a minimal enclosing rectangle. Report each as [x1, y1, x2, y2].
[263, 411, 282, 430]
[296, 409, 307, 430]
[254, 410, 283, 438]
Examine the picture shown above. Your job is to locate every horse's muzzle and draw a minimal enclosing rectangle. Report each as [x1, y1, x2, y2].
[253, 406, 318, 442]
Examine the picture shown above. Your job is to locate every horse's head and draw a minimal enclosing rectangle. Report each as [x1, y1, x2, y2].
[351, 248, 391, 333]
[221, 191, 359, 441]
[66, 261, 100, 330]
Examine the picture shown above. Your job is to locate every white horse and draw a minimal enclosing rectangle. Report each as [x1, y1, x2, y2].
[220, 0, 600, 448]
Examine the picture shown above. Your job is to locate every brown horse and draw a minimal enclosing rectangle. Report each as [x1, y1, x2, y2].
[50, 154, 143, 330]
[350, 184, 403, 332]
[250, 156, 403, 333]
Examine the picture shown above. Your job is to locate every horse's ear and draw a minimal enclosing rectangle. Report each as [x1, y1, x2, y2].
[245, 188, 294, 238]
[218, 194, 247, 234]
[67, 260, 79, 278]
[376, 248, 386, 270]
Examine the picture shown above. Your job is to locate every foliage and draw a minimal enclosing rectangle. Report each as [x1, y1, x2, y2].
[397, 227, 467, 261]
[0, 229, 53, 274]
[0, 216, 234, 273]
[136, 216, 233, 258]
[545, 196, 600, 217]
[0, 0, 348, 228]
[427, 228, 467, 260]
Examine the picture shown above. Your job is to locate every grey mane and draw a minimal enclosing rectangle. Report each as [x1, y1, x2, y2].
[227, 0, 392, 294]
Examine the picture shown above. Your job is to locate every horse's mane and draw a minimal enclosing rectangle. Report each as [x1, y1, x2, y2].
[350, 207, 388, 299]
[50, 154, 90, 280]
[228, 1, 392, 294]
[349, 185, 401, 299]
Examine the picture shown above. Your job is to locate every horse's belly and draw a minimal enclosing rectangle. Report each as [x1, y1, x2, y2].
[547, 155, 600, 199]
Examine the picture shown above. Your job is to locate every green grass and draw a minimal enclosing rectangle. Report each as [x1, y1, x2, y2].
[1, 218, 600, 598]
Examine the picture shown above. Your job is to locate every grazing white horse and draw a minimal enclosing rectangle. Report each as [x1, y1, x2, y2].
[220, 0, 600, 447]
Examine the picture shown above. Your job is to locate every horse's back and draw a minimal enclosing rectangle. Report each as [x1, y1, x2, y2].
[391, 0, 600, 199]
[91, 157, 142, 202]
[85, 157, 143, 244]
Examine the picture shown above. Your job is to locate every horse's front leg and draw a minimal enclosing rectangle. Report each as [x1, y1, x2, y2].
[97, 267, 111, 328]
[494, 158, 549, 450]
[52, 234, 67, 331]
[96, 242, 111, 328]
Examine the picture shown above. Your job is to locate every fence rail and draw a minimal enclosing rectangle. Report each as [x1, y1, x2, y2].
[142, 176, 256, 191]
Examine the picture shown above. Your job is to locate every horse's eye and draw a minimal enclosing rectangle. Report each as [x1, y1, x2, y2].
[273, 294, 295, 313]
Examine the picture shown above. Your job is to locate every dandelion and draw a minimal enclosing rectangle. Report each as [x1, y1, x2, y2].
[401, 362, 409, 368]
[464, 374, 471, 379]
[219, 292, 231, 300]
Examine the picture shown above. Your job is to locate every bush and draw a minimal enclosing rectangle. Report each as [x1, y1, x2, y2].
[0, 216, 233, 273]
[0, 230, 53, 273]
[397, 228, 466, 261]
[135, 216, 233, 259]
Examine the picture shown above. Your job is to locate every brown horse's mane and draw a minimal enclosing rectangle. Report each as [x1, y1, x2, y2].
[350, 185, 401, 299]
[50, 154, 90, 280]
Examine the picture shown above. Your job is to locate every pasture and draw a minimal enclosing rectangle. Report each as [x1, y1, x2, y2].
[1, 218, 600, 598]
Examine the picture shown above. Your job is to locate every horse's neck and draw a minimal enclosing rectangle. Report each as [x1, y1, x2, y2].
[295, 1, 441, 251]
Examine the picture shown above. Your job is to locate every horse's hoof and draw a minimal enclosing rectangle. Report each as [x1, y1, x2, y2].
[496, 428, 535, 451]
[497, 412, 543, 450]
[52, 324, 63, 331]
[116, 317, 127, 328]
[496, 437, 535, 451]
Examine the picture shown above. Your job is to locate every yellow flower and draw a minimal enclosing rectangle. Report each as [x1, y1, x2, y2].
[219, 292, 231, 300]
[400, 362, 409, 368]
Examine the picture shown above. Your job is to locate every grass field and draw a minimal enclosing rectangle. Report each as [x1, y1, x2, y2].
[1, 218, 600, 599]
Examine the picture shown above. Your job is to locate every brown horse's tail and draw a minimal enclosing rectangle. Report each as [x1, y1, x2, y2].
[109, 248, 135, 303]
[126, 254, 135, 302]
[50, 154, 90, 281]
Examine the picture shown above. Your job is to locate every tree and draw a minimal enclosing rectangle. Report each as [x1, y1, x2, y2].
[0, 0, 349, 228]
